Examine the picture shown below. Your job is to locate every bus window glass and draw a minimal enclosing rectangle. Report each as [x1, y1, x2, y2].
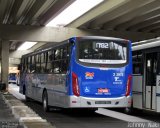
[41, 53, 46, 73]
[146, 53, 157, 86]
[21, 58, 25, 72]
[53, 49, 60, 73]
[53, 61, 60, 73]
[36, 54, 41, 73]
[27, 57, 31, 73]
[46, 50, 53, 73]
[48, 51, 53, 62]
[78, 40, 127, 64]
[157, 53, 160, 74]
[30, 56, 36, 73]
[132, 52, 143, 74]
[41, 53, 44, 63]
[24, 57, 28, 73]
[61, 47, 69, 73]
[55, 49, 61, 60]
[62, 47, 67, 58]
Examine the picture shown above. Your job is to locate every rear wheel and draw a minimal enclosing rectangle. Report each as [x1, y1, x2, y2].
[25, 96, 31, 102]
[42, 90, 50, 112]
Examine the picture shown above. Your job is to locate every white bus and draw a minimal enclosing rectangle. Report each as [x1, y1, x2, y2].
[132, 38, 160, 112]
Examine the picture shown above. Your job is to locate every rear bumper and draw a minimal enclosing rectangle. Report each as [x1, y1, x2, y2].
[67, 96, 132, 108]
[8, 80, 16, 83]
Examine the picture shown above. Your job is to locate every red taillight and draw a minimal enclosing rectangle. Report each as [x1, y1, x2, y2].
[126, 75, 132, 96]
[72, 72, 80, 97]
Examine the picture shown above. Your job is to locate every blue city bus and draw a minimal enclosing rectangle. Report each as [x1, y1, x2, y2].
[19, 36, 132, 112]
[8, 73, 17, 84]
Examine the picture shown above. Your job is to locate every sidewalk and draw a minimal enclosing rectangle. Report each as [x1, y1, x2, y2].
[0, 92, 23, 128]
[0, 91, 55, 128]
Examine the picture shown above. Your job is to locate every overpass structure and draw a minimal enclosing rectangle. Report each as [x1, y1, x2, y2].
[1, 0, 160, 86]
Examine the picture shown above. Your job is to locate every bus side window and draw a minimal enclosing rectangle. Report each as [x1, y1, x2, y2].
[157, 53, 160, 74]
[53, 49, 61, 73]
[55, 49, 61, 60]
[30, 55, 36, 73]
[41, 53, 47, 73]
[46, 50, 54, 73]
[132, 52, 143, 74]
[21, 58, 25, 72]
[28, 56, 31, 73]
[36, 54, 41, 73]
[61, 46, 70, 74]
[24, 57, 28, 73]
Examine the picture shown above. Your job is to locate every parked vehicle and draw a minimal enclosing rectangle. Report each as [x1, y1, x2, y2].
[19, 36, 132, 112]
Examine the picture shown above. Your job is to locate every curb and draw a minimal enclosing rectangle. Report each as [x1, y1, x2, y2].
[2, 93, 56, 128]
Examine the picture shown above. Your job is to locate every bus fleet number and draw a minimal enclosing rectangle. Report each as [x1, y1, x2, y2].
[113, 73, 123, 77]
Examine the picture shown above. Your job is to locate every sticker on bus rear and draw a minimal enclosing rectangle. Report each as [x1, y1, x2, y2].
[113, 73, 123, 85]
[85, 72, 94, 79]
[95, 88, 111, 95]
[84, 86, 90, 93]
[96, 88, 111, 95]
[98, 88, 109, 93]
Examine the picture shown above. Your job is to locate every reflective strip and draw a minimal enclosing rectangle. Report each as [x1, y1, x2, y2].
[132, 91, 142, 95]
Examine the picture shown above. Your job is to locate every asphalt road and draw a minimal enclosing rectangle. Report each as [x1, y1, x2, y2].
[8, 84, 160, 128]
[24, 101, 129, 128]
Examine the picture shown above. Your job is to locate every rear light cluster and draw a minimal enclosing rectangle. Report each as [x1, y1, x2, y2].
[125, 75, 132, 96]
[72, 72, 80, 97]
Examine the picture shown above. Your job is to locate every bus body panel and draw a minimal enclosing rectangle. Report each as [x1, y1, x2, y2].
[66, 96, 131, 108]
[21, 73, 67, 106]
[71, 63, 131, 98]
[69, 39, 132, 98]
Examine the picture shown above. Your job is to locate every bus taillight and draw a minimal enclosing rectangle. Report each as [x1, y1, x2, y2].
[125, 75, 132, 96]
[72, 72, 80, 97]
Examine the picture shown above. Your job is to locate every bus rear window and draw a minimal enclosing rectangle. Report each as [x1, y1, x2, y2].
[78, 40, 128, 64]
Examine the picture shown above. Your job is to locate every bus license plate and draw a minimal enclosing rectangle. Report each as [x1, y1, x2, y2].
[95, 101, 111, 104]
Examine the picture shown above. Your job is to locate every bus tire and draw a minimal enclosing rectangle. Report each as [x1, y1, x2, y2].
[25, 96, 31, 102]
[42, 90, 50, 112]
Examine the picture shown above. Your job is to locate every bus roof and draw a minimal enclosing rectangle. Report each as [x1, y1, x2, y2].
[22, 36, 130, 58]
[132, 38, 160, 51]
[74, 36, 129, 42]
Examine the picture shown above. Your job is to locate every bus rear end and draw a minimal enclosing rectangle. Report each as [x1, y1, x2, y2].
[68, 37, 132, 109]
